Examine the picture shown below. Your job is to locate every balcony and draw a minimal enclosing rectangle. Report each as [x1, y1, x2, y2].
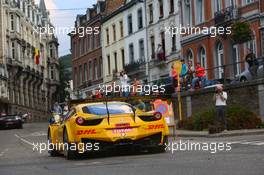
[124, 59, 146, 78]
[215, 6, 239, 26]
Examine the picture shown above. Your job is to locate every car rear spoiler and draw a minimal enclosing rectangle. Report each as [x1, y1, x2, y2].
[68, 94, 172, 108]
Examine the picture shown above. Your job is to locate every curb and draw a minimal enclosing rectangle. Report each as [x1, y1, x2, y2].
[169, 129, 264, 138]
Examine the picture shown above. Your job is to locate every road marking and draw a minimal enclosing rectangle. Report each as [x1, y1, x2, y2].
[14, 134, 34, 146]
[230, 140, 264, 146]
[0, 149, 8, 157]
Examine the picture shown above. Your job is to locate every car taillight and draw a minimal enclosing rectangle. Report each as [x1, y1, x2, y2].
[76, 117, 85, 125]
[153, 112, 162, 120]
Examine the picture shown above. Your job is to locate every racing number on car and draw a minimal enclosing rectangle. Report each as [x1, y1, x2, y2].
[77, 129, 96, 135]
[147, 124, 164, 130]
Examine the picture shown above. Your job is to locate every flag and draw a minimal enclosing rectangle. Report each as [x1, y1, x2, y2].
[34, 48, 40, 65]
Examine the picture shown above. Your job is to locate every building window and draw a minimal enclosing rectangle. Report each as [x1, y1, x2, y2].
[232, 45, 240, 76]
[184, 0, 192, 26]
[94, 59, 98, 80]
[160, 32, 165, 54]
[149, 4, 153, 24]
[246, 36, 256, 55]
[50, 45, 53, 58]
[92, 34, 95, 50]
[187, 49, 194, 63]
[150, 36, 155, 58]
[99, 57, 102, 78]
[199, 47, 207, 70]
[84, 63, 87, 81]
[10, 14, 14, 31]
[107, 55, 111, 75]
[170, 0, 175, 14]
[215, 0, 222, 12]
[120, 21, 124, 38]
[138, 8, 143, 30]
[114, 52, 117, 73]
[121, 49, 125, 68]
[106, 28, 109, 45]
[172, 30, 176, 52]
[51, 65, 54, 80]
[159, 0, 164, 18]
[216, 42, 224, 79]
[79, 65, 82, 85]
[196, 0, 204, 23]
[243, 0, 255, 6]
[11, 42, 15, 59]
[17, 43, 21, 61]
[139, 39, 145, 60]
[112, 24, 116, 42]
[128, 14, 133, 35]
[129, 43, 134, 63]
[89, 61, 92, 80]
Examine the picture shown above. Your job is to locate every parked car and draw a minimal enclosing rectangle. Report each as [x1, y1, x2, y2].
[237, 59, 264, 82]
[0, 115, 23, 129]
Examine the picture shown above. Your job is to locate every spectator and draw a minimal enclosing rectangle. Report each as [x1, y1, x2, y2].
[245, 49, 259, 79]
[156, 44, 165, 61]
[52, 102, 62, 114]
[131, 78, 141, 96]
[171, 65, 179, 92]
[213, 85, 228, 131]
[180, 59, 188, 90]
[120, 70, 130, 97]
[186, 60, 195, 89]
[135, 99, 146, 111]
[190, 62, 206, 90]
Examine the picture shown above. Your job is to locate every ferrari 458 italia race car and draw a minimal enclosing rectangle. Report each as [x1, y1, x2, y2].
[48, 101, 169, 159]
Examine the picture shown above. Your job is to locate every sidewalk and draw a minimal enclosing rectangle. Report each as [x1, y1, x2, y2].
[169, 128, 264, 138]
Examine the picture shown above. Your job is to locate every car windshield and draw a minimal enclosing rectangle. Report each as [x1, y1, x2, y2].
[82, 103, 133, 115]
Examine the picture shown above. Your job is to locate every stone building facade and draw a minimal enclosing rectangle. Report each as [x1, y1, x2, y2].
[0, 0, 60, 120]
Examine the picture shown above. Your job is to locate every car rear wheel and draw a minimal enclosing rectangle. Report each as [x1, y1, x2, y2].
[63, 129, 78, 160]
[48, 130, 59, 157]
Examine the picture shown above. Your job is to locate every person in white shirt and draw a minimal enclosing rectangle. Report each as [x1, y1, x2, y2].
[213, 84, 228, 131]
[119, 71, 130, 97]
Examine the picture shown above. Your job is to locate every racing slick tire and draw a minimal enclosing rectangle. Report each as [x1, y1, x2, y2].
[63, 128, 78, 160]
[47, 130, 59, 157]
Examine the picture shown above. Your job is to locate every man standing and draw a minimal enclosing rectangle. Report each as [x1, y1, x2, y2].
[213, 85, 228, 131]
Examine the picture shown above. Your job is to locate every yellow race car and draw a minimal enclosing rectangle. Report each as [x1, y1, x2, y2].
[48, 101, 169, 159]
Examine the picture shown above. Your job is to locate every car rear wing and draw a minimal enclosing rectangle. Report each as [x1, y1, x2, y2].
[68, 94, 173, 108]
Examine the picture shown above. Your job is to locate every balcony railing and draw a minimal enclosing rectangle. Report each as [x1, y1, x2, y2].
[124, 59, 146, 75]
[215, 6, 239, 26]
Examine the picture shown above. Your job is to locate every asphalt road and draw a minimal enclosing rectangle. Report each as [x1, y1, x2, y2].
[0, 123, 263, 175]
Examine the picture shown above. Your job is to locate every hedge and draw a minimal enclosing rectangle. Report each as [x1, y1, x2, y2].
[177, 106, 262, 131]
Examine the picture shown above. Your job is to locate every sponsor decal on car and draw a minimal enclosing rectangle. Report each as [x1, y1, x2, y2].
[76, 129, 96, 135]
[147, 124, 164, 130]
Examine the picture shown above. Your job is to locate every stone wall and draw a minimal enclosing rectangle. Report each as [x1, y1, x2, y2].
[172, 79, 264, 121]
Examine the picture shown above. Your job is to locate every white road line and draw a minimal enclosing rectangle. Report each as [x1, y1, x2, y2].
[0, 149, 9, 157]
[230, 140, 264, 146]
[14, 134, 34, 146]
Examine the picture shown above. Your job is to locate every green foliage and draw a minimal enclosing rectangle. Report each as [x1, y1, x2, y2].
[178, 106, 262, 131]
[58, 55, 72, 102]
[231, 21, 253, 44]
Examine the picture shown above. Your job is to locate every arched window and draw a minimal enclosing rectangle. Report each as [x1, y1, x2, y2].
[186, 49, 194, 65]
[216, 42, 224, 79]
[199, 47, 206, 68]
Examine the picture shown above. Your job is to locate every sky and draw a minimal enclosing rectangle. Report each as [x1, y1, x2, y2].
[36, 0, 97, 57]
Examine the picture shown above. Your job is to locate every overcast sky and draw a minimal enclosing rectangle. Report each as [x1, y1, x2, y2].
[36, 0, 97, 57]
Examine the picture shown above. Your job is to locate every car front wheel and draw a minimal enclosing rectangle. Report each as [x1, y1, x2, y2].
[63, 129, 78, 160]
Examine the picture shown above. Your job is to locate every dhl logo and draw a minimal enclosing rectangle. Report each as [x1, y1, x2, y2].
[147, 124, 164, 130]
[77, 129, 96, 135]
